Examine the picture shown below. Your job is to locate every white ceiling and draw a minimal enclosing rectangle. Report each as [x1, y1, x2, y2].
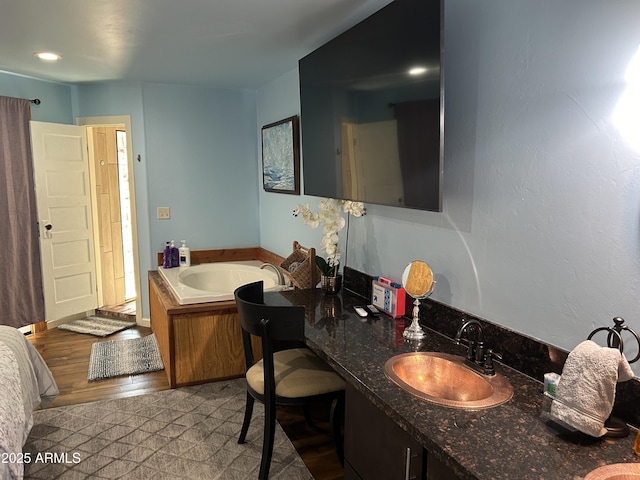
[0, 0, 393, 88]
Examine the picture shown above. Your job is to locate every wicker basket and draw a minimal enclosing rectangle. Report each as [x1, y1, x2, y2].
[279, 241, 321, 289]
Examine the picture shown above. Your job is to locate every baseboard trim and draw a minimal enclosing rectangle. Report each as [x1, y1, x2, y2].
[138, 317, 150, 328]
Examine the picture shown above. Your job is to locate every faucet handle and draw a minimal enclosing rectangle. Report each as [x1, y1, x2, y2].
[483, 349, 502, 376]
[465, 340, 476, 362]
[474, 340, 485, 363]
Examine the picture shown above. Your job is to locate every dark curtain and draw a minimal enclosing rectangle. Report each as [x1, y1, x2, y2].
[0, 96, 45, 328]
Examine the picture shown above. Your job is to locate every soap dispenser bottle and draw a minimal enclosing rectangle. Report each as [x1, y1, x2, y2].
[179, 240, 191, 267]
[162, 241, 171, 269]
[170, 240, 179, 267]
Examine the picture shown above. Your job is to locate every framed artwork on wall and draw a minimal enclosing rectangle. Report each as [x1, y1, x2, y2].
[261, 115, 300, 195]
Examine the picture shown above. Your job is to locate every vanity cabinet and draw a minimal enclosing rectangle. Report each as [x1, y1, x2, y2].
[345, 383, 460, 480]
[345, 383, 426, 480]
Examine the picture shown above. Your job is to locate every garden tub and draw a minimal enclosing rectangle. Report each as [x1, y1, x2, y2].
[158, 260, 285, 305]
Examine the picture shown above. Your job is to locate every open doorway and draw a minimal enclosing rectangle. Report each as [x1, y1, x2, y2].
[117, 130, 136, 301]
[79, 116, 140, 323]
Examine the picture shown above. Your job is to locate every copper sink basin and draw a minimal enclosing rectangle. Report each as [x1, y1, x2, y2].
[584, 463, 640, 480]
[384, 352, 513, 410]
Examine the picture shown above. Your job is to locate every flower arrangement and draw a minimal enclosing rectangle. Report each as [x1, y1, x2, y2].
[293, 198, 365, 277]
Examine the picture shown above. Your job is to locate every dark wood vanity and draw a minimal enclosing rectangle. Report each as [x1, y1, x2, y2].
[263, 287, 640, 480]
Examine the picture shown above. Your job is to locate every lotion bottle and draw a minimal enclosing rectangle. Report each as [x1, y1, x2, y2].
[179, 240, 191, 267]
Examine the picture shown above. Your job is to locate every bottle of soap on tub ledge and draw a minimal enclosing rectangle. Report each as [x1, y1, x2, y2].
[170, 240, 179, 267]
[179, 240, 191, 267]
[162, 241, 171, 269]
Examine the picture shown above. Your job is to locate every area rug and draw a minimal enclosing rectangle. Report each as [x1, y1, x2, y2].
[24, 379, 312, 480]
[58, 316, 136, 337]
[88, 334, 164, 381]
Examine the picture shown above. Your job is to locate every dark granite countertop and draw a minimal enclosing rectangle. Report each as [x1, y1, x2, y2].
[265, 288, 640, 480]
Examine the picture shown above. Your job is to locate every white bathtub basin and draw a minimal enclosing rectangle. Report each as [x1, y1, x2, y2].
[158, 260, 285, 305]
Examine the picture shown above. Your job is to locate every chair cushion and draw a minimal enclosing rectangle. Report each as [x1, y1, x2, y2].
[246, 348, 345, 398]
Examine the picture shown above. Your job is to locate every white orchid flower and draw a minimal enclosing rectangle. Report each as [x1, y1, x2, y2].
[344, 201, 365, 217]
[293, 197, 366, 276]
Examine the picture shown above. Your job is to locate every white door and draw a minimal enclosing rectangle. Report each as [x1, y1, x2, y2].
[30, 121, 98, 320]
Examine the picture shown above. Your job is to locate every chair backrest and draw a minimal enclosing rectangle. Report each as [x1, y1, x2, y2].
[234, 281, 306, 372]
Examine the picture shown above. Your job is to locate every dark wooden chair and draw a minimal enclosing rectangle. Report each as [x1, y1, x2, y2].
[234, 281, 345, 479]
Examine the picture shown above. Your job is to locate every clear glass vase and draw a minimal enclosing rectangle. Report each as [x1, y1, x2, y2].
[320, 274, 342, 294]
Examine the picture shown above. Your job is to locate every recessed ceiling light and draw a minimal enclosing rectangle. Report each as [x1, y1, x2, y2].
[408, 66, 427, 76]
[34, 52, 61, 61]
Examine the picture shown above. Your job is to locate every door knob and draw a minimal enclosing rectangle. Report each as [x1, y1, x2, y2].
[41, 222, 53, 239]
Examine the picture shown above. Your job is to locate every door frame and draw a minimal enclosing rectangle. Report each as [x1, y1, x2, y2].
[77, 115, 141, 324]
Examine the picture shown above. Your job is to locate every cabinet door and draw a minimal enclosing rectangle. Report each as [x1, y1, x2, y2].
[345, 383, 425, 480]
[427, 454, 460, 480]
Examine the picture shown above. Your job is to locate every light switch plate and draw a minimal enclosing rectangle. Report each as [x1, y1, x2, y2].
[157, 207, 170, 219]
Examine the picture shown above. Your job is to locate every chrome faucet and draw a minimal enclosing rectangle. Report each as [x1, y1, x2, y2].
[455, 318, 500, 376]
[261, 263, 285, 285]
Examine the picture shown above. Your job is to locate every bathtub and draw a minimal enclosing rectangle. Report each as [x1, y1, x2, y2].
[158, 260, 285, 305]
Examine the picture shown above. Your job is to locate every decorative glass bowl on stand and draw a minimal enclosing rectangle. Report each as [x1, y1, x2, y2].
[401, 261, 435, 341]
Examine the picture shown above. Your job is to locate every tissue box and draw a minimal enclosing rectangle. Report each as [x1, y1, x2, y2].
[372, 277, 406, 318]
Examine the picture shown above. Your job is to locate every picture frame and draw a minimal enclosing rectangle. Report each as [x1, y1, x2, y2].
[261, 115, 300, 195]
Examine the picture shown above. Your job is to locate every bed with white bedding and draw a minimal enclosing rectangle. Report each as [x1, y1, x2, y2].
[0, 326, 58, 480]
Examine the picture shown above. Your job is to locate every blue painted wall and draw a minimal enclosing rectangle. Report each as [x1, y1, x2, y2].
[257, 0, 640, 373]
[141, 83, 259, 254]
[0, 71, 73, 123]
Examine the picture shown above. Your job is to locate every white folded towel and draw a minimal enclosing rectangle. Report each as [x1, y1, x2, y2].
[549, 340, 634, 437]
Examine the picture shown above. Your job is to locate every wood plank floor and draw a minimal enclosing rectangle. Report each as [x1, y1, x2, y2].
[27, 325, 344, 480]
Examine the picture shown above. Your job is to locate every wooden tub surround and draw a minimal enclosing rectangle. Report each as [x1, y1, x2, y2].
[149, 247, 283, 388]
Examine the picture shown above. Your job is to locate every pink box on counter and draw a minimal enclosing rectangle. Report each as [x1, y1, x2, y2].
[371, 276, 406, 318]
